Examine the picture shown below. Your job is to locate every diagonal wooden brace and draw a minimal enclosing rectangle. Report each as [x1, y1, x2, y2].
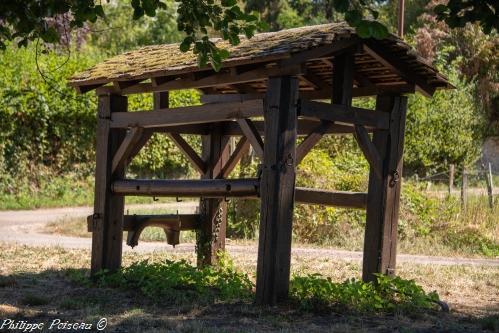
[296, 121, 334, 165]
[168, 133, 207, 174]
[112, 127, 144, 174]
[354, 124, 383, 179]
[237, 118, 264, 159]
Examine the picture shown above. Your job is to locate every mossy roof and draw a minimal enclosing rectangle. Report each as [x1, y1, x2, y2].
[68, 22, 451, 94]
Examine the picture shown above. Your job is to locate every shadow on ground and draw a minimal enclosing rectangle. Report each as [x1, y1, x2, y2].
[0, 268, 497, 333]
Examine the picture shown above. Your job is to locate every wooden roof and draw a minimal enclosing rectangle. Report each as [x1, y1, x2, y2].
[69, 22, 452, 97]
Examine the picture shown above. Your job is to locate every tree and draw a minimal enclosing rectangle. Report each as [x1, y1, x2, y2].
[0, 0, 497, 70]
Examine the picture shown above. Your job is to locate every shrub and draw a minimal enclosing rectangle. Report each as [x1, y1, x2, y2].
[289, 273, 440, 313]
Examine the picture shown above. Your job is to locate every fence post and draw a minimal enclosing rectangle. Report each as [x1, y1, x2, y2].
[448, 164, 455, 195]
[485, 162, 494, 208]
[461, 165, 467, 212]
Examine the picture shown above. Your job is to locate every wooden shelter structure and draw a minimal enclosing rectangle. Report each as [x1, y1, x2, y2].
[69, 22, 451, 305]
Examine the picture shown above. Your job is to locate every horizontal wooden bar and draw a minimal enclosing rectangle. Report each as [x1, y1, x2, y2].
[299, 100, 390, 129]
[87, 214, 200, 232]
[112, 178, 260, 197]
[96, 65, 304, 95]
[295, 187, 367, 209]
[110, 99, 264, 129]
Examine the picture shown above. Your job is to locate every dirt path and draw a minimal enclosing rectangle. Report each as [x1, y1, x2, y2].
[0, 204, 498, 267]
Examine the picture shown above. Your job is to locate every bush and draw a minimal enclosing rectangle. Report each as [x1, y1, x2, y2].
[290, 273, 440, 313]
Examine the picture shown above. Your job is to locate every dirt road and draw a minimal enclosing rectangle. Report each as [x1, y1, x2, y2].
[0, 203, 498, 267]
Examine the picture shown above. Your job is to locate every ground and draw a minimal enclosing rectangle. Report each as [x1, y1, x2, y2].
[0, 244, 497, 332]
[0, 204, 497, 332]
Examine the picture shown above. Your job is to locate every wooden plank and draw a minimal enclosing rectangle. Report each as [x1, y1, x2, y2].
[354, 124, 382, 179]
[237, 118, 264, 159]
[256, 76, 298, 305]
[295, 188, 367, 209]
[198, 124, 231, 266]
[111, 127, 144, 174]
[110, 99, 264, 129]
[296, 121, 333, 164]
[362, 94, 407, 282]
[91, 94, 127, 275]
[219, 136, 250, 178]
[200, 93, 262, 104]
[167, 133, 206, 174]
[300, 100, 390, 129]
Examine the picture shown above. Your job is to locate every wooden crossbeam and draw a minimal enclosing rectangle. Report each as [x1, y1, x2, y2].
[112, 178, 260, 197]
[295, 188, 367, 209]
[87, 214, 200, 232]
[167, 133, 206, 174]
[354, 125, 383, 179]
[111, 127, 144, 174]
[296, 121, 333, 164]
[237, 118, 264, 159]
[97, 65, 304, 95]
[219, 136, 250, 178]
[110, 99, 264, 129]
[299, 100, 390, 129]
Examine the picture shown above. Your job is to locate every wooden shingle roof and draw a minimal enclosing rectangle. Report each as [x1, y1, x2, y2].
[69, 22, 452, 97]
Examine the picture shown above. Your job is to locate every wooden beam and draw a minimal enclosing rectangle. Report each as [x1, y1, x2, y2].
[112, 178, 259, 197]
[111, 127, 144, 174]
[167, 133, 206, 174]
[110, 99, 264, 129]
[363, 95, 408, 282]
[237, 118, 264, 159]
[256, 76, 298, 305]
[296, 121, 333, 164]
[354, 124, 382, 179]
[219, 136, 250, 178]
[332, 49, 355, 105]
[198, 124, 231, 266]
[96, 65, 304, 95]
[300, 100, 390, 129]
[295, 188, 367, 209]
[87, 214, 200, 232]
[90, 94, 127, 275]
[200, 93, 262, 104]
[153, 91, 169, 109]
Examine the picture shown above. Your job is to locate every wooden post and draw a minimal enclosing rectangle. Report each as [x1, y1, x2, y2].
[485, 162, 493, 208]
[153, 91, 169, 109]
[256, 76, 299, 305]
[91, 94, 128, 275]
[448, 164, 455, 195]
[362, 94, 407, 282]
[461, 166, 468, 211]
[197, 124, 230, 266]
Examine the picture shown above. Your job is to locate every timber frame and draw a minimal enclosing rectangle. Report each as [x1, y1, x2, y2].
[70, 23, 450, 305]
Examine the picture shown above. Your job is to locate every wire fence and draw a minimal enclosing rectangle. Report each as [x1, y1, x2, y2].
[412, 162, 497, 209]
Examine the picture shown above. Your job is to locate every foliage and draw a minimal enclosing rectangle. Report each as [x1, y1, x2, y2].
[0, 43, 99, 191]
[289, 273, 440, 313]
[92, 253, 254, 304]
[404, 78, 482, 175]
[434, 0, 498, 34]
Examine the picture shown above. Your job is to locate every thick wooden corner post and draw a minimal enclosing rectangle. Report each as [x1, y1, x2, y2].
[197, 123, 230, 266]
[91, 94, 128, 275]
[256, 76, 299, 305]
[362, 94, 408, 282]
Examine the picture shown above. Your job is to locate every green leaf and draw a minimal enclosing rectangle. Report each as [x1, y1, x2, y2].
[179, 37, 192, 52]
[345, 10, 362, 26]
[221, 0, 237, 7]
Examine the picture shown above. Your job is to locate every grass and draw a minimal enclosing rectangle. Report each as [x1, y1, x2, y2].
[0, 244, 497, 332]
